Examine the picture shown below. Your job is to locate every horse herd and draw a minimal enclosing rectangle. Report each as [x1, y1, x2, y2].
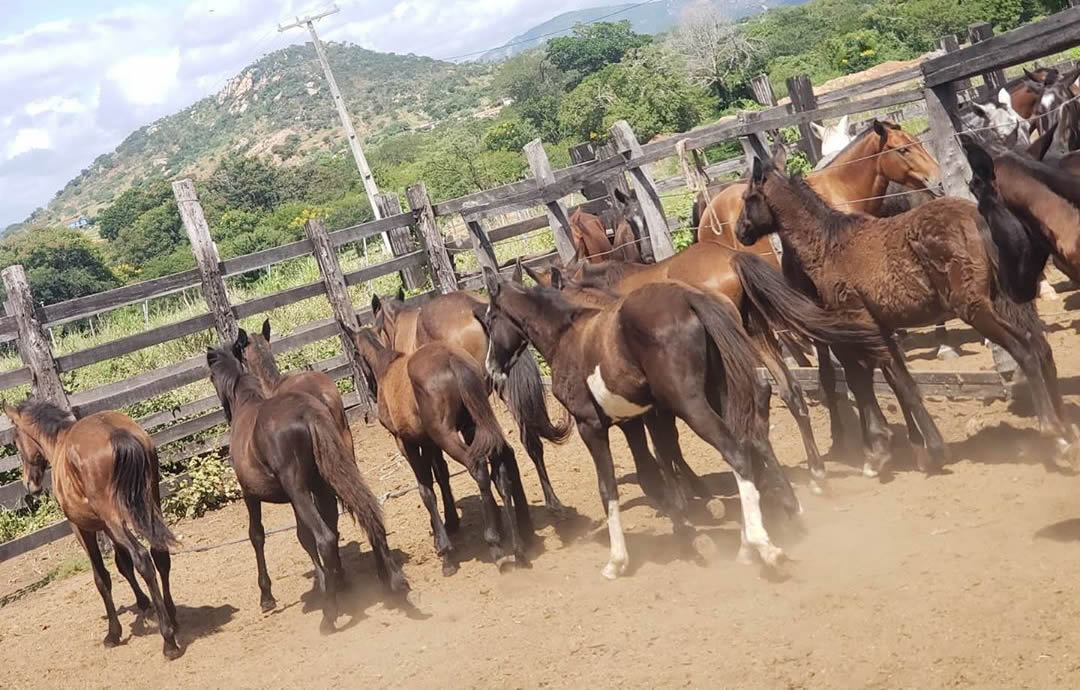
[5, 64, 1080, 661]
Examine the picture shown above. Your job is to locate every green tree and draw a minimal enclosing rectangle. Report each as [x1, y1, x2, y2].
[111, 203, 186, 267]
[484, 117, 539, 152]
[209, 156, 286, 212]
[493, 51, 566, 140]
[546, 21, 652, 88]
[96, 180, 173, 241]
[0, 228, 118, 305]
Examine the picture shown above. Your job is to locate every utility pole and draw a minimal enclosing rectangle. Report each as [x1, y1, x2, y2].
[279, 5, 390, 251]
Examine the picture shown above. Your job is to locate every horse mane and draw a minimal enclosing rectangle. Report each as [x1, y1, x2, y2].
[15, 399, 75, 442]
[786, 175, 862, 237]
[246, 334, 282, 383]
[207, 347, 265, 411]
[575, 260, 648, 289]
[824, 120, 897, 164]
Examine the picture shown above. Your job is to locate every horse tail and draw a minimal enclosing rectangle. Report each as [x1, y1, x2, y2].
[110, 430, 177, 550]
[731, 251, 890, 363]
[502, 351, 572, 444]
[684, 291, 800, 519]
[308, 412, 409, 595]
[449, 355, 508, 467]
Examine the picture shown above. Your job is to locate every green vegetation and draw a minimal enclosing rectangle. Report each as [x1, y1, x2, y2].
[162, 450, 243, 521]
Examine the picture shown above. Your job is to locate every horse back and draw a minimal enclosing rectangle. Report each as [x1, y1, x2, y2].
[273, 371, 346, 425]
[415, 291, 488, 366]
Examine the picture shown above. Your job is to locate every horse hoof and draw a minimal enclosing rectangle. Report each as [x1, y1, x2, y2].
[103, 634, 121, 649]
[935, 345, 959, 361]
[759, 544, 787, 569]
[601, 559, 628, 580]
[260, 598, 277, 613]
[862, 463, 879, 478]
[163, 643, 184, 661]
[319, 619, 337, 636]
[441, 562, 459, 577]
[735, 544, 758, 566]
[495, 555, 516, 573]
[404, 590, 423, 609]
[809, 478, 826, 496]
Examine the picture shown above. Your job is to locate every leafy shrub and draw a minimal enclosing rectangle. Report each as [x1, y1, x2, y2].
[0, 495, 65, 544]
[162, 451, 242, 521]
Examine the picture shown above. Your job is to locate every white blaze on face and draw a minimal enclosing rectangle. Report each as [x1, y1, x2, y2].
[483, 305, 508, 386]
[586, 365, 650, 420]
[1042, 92, 1057, 110]
[601, 498, 629, 579]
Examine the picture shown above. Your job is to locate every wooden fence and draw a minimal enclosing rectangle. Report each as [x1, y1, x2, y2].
[3, 7, 1080, 561]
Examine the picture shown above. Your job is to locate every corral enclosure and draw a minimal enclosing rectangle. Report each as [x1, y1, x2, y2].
[2, 7, 1080, 661]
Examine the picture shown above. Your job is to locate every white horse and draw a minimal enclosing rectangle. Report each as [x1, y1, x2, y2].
[811, 115, 852, 169]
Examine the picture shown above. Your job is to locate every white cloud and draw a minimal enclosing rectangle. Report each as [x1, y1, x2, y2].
[25, 96, 87, 116]
[8, 128, 53, 159]
[107, 51, 182, 106]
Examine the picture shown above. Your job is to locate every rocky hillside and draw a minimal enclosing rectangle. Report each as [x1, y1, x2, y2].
[26, 43, 494, 229]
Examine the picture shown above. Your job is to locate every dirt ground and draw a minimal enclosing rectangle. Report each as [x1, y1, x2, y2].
[5, 290, 1080, 689]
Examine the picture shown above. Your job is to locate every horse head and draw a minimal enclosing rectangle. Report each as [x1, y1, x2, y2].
[872, 120, 941, 193]
[735, 147, 788, 248]
[810, 114, 852, 158]
[1, 399, 66, 495]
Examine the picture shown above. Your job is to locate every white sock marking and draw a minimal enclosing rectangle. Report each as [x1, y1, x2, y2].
[587, 365, 650, 420]
[734, 472, 772, 556]
[602, 498, 628, 579]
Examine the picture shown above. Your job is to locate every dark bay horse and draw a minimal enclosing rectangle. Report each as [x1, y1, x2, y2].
[527, 241, 891, 492]
[481, 268, 801, 579]
[3, 400, 181, 658]
[736, 150, 1072, 475]
[371, 288, 572, 511]
[234, 319, 353, 454]
[343, 324, 532, 575]
[206, 347, 409, 633]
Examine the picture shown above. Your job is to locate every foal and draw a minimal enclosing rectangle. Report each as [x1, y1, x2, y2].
[736, 150, 1072, 474]
[344, 324, 532, 575]
[3, 400, 180, 658]
[481, 269, 800, 579]
[206, 347, 409, 633]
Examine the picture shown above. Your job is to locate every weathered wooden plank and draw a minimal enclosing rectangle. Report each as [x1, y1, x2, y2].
[376, 194, 425, 291]
[0, 519, 72, 562]
[923, 80, 974, 201]
[968, 22, 1008, 99]
[54, 313, 214, 372]
[151, 408, 227, 448]
[407, 183, 459, 294]
[787, 74, 822, 163]
[69, 354, 207, 418]
[463, 217, 500, 276]
[817, 65, 923, 104]
[0, 315, 17, 335]
[750, 73, 777, 106]
[610, 120, 675, 260]
[432, 178, 539, 217]
[0, 366, 31, 391]
[305, 219, 375, 419]
[488, 214, 549, 244]
[40, 270, 202, 326]
[232, 281, 327, 320]
[568, 142, 610, 200]
[328, 211, 416, 248]
[173, 179, 238, 343]
[220, 239, 312, 277]
[523, 139, 576, 262]
[922, 7, 1080, 87]
[135, 393, 220, 432]
[342, 251, 426, 288]
[2, 265, 70, 410]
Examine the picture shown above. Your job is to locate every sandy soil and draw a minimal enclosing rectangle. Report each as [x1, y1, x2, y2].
[4, 290, 1080, 689]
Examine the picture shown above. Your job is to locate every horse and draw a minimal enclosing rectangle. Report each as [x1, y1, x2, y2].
[370, 288, 572, 511]
[205, 346, 410, 633]
[965, 88, 1032, 149]
[735, 148, 1072, 476]
[2, 400, 181, 658]
[810, 114, 852, 163]
[525, 241, 891, 493]
[233, 319, 353, 457]
[1008, 67, 1058, 120]
[481, 267, 801, 579]
[343, 324, 532, 576]
[569, 188, 644, 263]
[1032, 66, 1080, 140]
[693, 120, 941, 257]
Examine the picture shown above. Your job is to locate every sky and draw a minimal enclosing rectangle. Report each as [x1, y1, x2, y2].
[0, 0, 621, 228]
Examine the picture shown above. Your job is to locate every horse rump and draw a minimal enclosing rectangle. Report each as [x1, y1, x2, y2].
[110, 430, 177, 550]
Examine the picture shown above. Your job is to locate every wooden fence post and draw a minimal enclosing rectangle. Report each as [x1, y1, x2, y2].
[921, 81, 974, 202]
[304, 218, 375, 420]
[609, 120, 676, 261]
[786, 74, 822, 164]
[968, 23, 1007, 99]
[172, 179, 238, 343]
[463, 215, 500, 277]
[589, 140, 655, 262]
[750, 74, 777, 106]
[1, 265, 70, 410]
[737, 111, 772, 162]
[374, 193, 424, 291]
[406, 183, 458, 294]
[568, 143, 609, 200]
[523, 139, 577, 263]
[676, 139, 710, 196]
[937, 35, 973, 97]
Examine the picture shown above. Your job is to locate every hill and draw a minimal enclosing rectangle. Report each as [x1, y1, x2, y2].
[476, 0, 810, 63]
[20, 43, 494, 230]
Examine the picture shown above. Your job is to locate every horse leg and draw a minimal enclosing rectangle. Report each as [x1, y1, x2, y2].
[287, 493, 341, 635]
[490, 446, 531, 568]
[149, 548, 178, 630]
[881, 364, 927, 466]
[758, 335, 826, 492]
[521, 424, 564, 512]
[74, 527, 122, 648]
[243, 496, 276, 612]
[113, 543, 150, 613]
[576, 418, 628, 580]
[427, 445, 460, 533]
[404, 441, 457, 576]
[109, 525, 181, 659]
[879, 338, 949, 473]
[617, 419, 668, 508]
[933, 322, 958, 360]
[314, 482, 347, 590]
[645, 409, 710, 499]
[434, 429, 508, 569]
[641, 411, 695, 538]
[497, 445, 536, 541]
[816, 343, 850, 456]
[835, 352, 893, 477]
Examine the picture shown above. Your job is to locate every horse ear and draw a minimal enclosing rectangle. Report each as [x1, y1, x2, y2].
[872, 119, 888, 140]
[1, 400, 15, 422]
[751, 156, 767, 185]
[232, 328, 248, 360]
[970, 101, 991, 118]
[511, 258, 523, 284]
[206, 347, 219, 367]
[810, 122, 825, 138]
[838, 114, 849, 133]
[550, 267, 564, 291]
[482, 267, 501, 299]
[1004, 123, 1019, 149]
[1024, 67, 1039, 82]
[396, 286, 406, 302]
[521, 261, 545, 286]
[371, 294, 382, 317]
[773, 145, 788, 175]
[613, 187, 628, 206]
[261, 319, 271, 341]
[997, 88, 1012, 108]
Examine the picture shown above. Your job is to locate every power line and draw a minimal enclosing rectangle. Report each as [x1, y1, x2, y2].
[436, 0, 664, 63]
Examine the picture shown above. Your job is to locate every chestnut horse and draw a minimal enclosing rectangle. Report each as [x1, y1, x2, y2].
[371, 288, 572, 510]
[2, 400, 180, 658]
[481, 268, 800, 579]
[694, 120, 941, 257]
[736, 149, 1071, 475]
[569, 188, 645, 263]
[344, 324, 532, 575]
[206, 346, 410, 633]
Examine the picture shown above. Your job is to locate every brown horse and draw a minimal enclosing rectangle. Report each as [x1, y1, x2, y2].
[1009, 67, 1058, 120]
[371, 288, 572, 510]
[528, 241, 891, 491]
[736, 149, 1072, 475]
[481, 268, 801, 579]
[695, 120, 941, 254]
[569, 189, 645, 263]
[343, 324, 532, 575]
[2, 400, 181, 658]
[233, 319, 353, 455]
[206, 346, 410, 633]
